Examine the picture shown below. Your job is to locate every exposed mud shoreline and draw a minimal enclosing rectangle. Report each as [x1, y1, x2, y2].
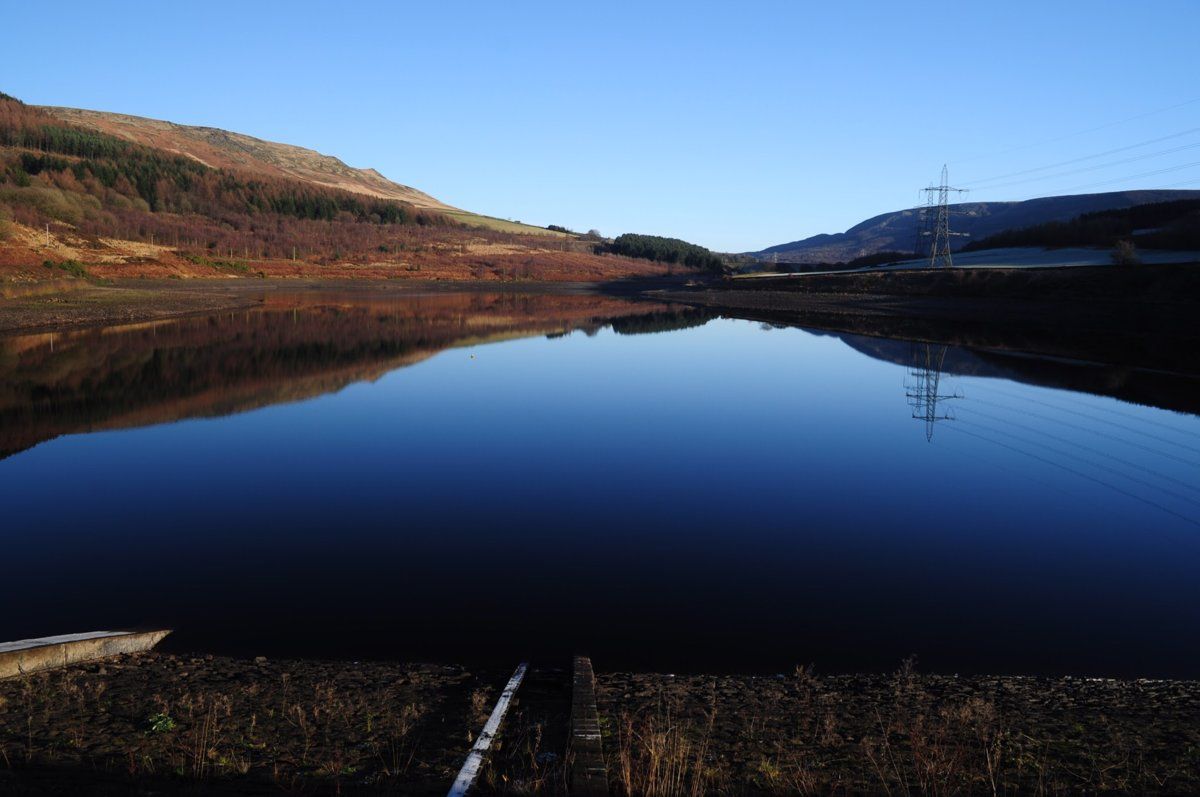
[1, 653, 1198, 794]
[0, 279, 610, 334]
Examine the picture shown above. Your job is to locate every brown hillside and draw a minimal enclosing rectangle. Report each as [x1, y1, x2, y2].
[1, 94, 675, 283]
[40, 106, 453, 210]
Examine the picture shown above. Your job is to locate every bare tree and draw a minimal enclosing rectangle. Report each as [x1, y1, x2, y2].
[1111, 239, 1141, 267]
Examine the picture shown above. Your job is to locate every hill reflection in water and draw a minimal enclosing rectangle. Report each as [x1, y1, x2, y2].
[0, 291, 695, 459]
[3, 293, 1199, 677]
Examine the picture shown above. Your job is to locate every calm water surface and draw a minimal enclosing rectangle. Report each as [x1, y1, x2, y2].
[3, 291, 1198, 677]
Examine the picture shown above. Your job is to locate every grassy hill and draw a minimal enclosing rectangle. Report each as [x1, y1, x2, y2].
[38, 105, 561, 237]
[40, 106, 455, 210]
[0, 92, 656, 282]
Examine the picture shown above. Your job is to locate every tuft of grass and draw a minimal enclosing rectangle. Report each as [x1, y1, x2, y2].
[147, 712, 176, 734]
[43, 259, 93, 280]
[614, 705, 718, 797]
[182, 253, 252, 275]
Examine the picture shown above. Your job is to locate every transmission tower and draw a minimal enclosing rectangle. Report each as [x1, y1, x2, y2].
[917, 165, 969, 268]
[905, 343, 960, 441]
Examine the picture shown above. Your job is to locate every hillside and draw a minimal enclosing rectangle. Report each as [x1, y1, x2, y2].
[754, 190, 1200, 263]
[41, 106, 453, 210]
[964, 197, 1200, 252]
[39, 106, 558, 235]
[0, 92, 666, 282]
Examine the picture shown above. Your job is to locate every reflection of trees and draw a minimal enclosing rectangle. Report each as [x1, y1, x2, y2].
[608, 309, 714, 336]
[905, 344, 960, 441]
[0, 292, 671, 459]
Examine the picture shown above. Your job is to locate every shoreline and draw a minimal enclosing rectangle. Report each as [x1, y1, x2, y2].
[0, 278, 639, 335]
[623, 265, 1200, 378]
[1, 651, 1197, 794]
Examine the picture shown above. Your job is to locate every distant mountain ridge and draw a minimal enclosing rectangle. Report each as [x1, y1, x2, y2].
[754, 190, 1200, 263]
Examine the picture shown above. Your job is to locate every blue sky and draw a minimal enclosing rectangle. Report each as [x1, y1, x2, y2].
[3, 0, 1198, 251]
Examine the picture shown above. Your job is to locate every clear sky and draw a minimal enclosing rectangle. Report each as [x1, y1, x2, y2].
[3, 0, 1198, 252]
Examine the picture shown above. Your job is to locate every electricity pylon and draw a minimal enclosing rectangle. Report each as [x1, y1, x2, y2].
[905, 343, 960, 441]
[917, 165, 969, 268]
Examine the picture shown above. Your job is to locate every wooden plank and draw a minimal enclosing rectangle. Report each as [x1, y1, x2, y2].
[447, 662, 527, 797]
[0, 630, 172, 679]
[570, 656, 608, 796]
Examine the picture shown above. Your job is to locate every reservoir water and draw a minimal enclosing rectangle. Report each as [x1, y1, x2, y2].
[3, 290, 1198, 677]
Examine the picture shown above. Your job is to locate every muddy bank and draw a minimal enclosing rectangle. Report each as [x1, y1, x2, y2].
[0, 282, 265, 334]
[2, 654, 1198, 794]
[0, 279, 613, 334]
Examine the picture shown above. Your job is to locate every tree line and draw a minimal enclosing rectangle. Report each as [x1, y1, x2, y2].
[601, 233, 725, 271]
[964, 199, 1200, 252]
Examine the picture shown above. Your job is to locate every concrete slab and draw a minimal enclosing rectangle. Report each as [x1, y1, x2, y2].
[0, 630, 171, 679]
[570, 656, 608, 796]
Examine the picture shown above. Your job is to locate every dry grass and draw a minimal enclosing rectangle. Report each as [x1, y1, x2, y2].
[598, 660, 1200, 796]
[0, 654, 482, 793]
[612, 679, 723, 797]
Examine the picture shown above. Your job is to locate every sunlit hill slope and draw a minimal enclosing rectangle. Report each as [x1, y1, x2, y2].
[0, 92, 664, 282]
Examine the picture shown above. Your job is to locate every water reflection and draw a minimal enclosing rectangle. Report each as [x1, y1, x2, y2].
[904, 344, 960, 441]
[0, 291, 688, 459]
[875, 332, 1200, 525]
[3, 294, 1200, 676]
[944, 382, 1200, 529]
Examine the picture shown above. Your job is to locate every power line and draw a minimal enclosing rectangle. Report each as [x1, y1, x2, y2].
[941, 424, 1200, 528]
[961, 141, 1200, 192]
[1055, 159, 1200, 194]
[956, 415, 1200, 511]
[931, 435, 1079, 499]
[957, 404, 1200, 499]
[969, 394, 1200, 466]
[985, 384, 1200, 441]
[960, 126, 1200, 187]
[994, 388, 1200, 455]
[952, 96, 1200, 165]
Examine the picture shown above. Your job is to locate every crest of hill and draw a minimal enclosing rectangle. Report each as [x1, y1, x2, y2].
[39, 106, 454, 211]
[754, 190, 1200, 263]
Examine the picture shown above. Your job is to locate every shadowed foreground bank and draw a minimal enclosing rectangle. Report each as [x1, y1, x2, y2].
[1, 653, 1197, 795]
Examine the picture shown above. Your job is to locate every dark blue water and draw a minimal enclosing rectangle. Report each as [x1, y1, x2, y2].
[3, 293, 1199, 677]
